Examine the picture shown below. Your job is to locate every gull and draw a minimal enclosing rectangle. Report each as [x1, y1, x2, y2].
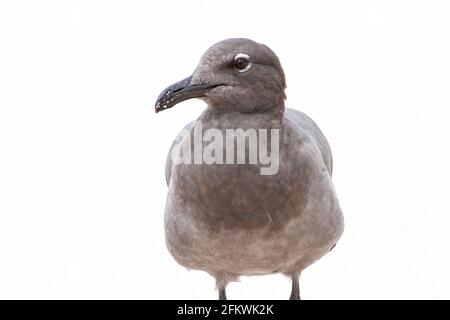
[155, 38, 344, 300]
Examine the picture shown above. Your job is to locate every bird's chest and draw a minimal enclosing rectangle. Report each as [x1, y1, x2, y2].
[169, 153, 310, 232]
[166, 114, 313, 231]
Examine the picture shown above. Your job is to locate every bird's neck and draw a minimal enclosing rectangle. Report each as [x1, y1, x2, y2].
[204, 103, 284, 120]
[199, 106, 284, 130]
[203, 95, 285, 117]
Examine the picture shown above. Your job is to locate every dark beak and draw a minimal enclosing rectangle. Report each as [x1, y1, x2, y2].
[155, 76, 223, 113]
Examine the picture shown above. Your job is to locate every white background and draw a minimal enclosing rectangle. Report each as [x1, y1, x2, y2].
[0, 0, 449, 299]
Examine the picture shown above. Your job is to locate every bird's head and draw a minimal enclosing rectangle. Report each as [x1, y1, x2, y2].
[155, 38, 286, 113]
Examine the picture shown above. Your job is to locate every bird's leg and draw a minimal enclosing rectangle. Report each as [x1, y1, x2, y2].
[289, 273, 301, 300]
[218, 287, 227, 300]
[216, 277, 228, 300]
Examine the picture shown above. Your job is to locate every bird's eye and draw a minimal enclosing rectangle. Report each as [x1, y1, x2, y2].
[234, 53, 251, 73]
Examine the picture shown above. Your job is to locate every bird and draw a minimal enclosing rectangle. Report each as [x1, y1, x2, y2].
[154, 38, 344, 300]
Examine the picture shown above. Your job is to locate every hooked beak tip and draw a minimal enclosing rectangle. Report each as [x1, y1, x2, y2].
[154, 74, 225, 114]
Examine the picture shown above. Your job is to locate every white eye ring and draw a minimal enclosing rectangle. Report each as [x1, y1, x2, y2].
[234, 53, 252, 73]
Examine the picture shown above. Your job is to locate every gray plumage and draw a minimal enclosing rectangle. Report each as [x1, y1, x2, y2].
[155, 38, 344, 299]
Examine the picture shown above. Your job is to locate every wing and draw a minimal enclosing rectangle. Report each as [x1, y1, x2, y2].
[165, 121, 194, 186]
[284, 108, 333, 176]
